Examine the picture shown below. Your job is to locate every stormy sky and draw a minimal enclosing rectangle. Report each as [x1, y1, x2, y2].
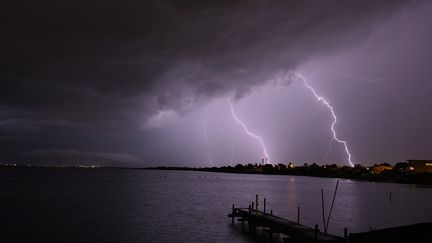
[1, 0, 431, 167]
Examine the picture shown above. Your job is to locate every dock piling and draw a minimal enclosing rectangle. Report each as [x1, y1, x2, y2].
[248, 205, 252, 233]
[242, 218, 245, 232]
[344, 227, 348, 241]
[229, 205, 345, 243]
[252, 214, 256, 237]
[297, 206, 300, 224]
[256, 194, 259, 211]
[326, 180, 340, 232]
[264, 198, 267, 214]
[267, 228, 273, 242]
[232, 204, 235, 225]
[321, 189, 326, 233]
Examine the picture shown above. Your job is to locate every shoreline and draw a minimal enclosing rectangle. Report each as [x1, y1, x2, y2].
[2, 165, 432, 185]
[142, 166, 432, 186]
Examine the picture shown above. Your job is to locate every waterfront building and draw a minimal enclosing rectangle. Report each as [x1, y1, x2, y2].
[407, 160, 432, 173]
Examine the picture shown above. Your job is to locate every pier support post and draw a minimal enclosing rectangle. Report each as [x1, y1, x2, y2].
[242, 217, 245, 232]
[232, 204, 235, 225]
[297, 206, 300, 224]
[264, 198, 266, 214]
[344, 228, 348, 243]
[268, 229, 273, 243]
[255, 194, 259, 211]
[270, 209, 273, 216]
[252, 218, 256, 237]
[321, 189, 326, 233]
[314, 224, 318, 240]
[251, 202, 254, 211]
[248, 205, 252, 234]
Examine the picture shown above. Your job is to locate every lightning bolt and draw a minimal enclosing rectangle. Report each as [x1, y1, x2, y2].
[227, 98, 270, 164]
[297, 73, 354, 167]
[323, 138, 333, 162]
[339, 72, 386, 83]
[201, 117, 214, 166]
[230, 135, 237, 165]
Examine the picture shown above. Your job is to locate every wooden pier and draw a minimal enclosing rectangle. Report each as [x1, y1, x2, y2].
[228, 205, 346, 243]
[229, 203, 432, 243]
[349, 222, 431, 243]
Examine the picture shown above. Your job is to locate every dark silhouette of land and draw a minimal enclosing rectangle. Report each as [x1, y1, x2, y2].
[145, 162, 432, 185]
[2, 161, 432, 185]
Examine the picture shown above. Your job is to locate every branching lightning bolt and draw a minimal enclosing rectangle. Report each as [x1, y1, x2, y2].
[297, 73, 354, 167]
[230, 136, 237, 165]
[340, 72, 386, 83]
[227, 99, 270, 164]
[201, 116, 214, 166]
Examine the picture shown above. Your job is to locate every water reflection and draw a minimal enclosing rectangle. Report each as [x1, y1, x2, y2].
[1, 169, 431, 242]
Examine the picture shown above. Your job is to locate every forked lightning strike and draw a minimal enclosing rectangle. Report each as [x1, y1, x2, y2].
[227, 99, 270, 164]
[340, 72, 386, 83]
[297, 73, 354, 167]
[202, 120, 214, 166]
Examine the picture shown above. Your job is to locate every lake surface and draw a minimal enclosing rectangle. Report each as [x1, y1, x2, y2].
[1, 168, 432, 242]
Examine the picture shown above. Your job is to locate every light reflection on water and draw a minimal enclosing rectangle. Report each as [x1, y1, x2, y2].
[1, 169, 431, 242]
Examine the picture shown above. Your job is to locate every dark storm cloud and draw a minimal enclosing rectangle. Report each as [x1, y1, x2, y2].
[23, 149, 141, 166]
[1, 0, 422, 132]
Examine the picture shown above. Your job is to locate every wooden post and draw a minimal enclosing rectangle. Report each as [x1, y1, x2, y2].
[248, 205, 252, 234]
[314, 224, 318, 240]
[270, 209, 273, 216]
[297, 206, 300, 224]
[255, 194, 259, 211]
[321, 189, 326, 233]
[242, 217, 245, 232]
[249, 205, 255, 237]
[326, 180, 340, 232]
[252, 220, 255, 237]
[344, 227, 348, 242]
[232, 204, 235, 225]
[264, 198, 267, 214]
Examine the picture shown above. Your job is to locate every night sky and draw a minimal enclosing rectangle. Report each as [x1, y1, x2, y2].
[1, 0, 431, 167]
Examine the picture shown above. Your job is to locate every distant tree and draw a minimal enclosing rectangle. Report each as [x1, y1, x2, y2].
[263, 164, 274, 173]
[341, 165, 353, 172]
[354, 164, 365, 169]
[310, 163, 319, 169]
[234, 163, 245, 172]
[278, 163, 287, 171]
[352, 164, 368, 175]
[327, 164, 339, 169]
[394, 162, 408, 172]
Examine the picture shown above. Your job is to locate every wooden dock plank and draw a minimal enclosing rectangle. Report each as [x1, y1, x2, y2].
[231, 208, 345, 242]
[230, 205, 432, 243]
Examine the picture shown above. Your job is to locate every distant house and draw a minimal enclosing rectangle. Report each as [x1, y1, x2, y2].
[393, 162, 409, 172]
[369, 164, 393, 174]
[407, 160, 432, 173]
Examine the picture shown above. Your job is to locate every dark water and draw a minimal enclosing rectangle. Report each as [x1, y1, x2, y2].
[1, 168, 432, 243]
